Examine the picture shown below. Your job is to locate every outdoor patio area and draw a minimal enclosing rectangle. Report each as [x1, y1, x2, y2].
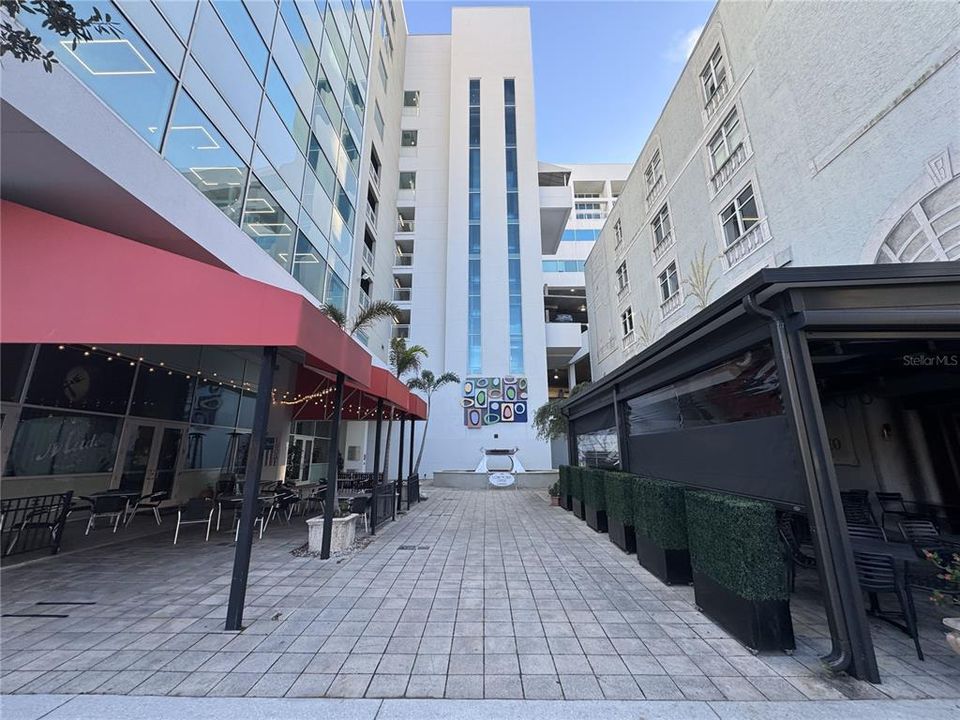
[1, 488, 958, 701]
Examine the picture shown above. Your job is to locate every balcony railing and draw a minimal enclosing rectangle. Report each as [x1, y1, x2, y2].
[396, 217, 415, 233]
[362, 244, 375, 269]
[704, 79, 729, 119]
[392, 324, 410, 339]
[358, 290, 371, 311]
[365, 204, 377, 226]
[652, 230, 675, 262]
[393, 254, 413, 267]
[723, 218, 771, 269]
[710, 142, 747, 195]
[660, 290, 683, 319]
[370, 166, 381, 190]
[392, 287, 412, 302]
[645, 174, 665, 206]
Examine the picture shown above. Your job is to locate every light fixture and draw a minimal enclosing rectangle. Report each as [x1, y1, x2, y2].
[60, 38, 156, 76]
[168, 125, 220, 150]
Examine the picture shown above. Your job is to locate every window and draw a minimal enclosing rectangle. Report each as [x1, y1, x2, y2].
[403, 90, 420, 108]
[720, 184, 759, 247]
[399, 171, 416, 190]
[658, 262, 680, 303]
[614, 219, 623, 247]
[377, 53, 388, 88]
[468, 78, 482, 374]
[374, 102, 384, 137]
[575, 202, 604, 220]
[504, 78, 523, 374]
[541, 260, 586, 272]
[644, 150, 663, 192]
[701, 45, 727, 105]
[708, 109, 744, 172]
[651, 204, 673, 250]
[616, 261, 629, 293]
[401, 130, 418, 147]
[620, 307, 635, 338]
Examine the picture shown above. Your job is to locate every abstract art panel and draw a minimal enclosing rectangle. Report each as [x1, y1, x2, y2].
[462, 376, 528, 427]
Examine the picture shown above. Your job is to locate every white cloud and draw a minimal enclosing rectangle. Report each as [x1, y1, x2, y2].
[665, 24, 704, 63]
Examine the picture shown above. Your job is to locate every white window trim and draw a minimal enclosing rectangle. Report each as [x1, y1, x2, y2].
[715, 175, 772, 271]
[651, 203, 675, 262]
[620, 306, 635, 339]
[615, 261, 629, 296]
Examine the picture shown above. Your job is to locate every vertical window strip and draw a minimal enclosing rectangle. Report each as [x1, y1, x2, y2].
[467, 79, 482, 375]
[504, 79, 523, 374]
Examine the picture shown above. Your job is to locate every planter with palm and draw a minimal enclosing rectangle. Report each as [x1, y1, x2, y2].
[406, 369, 460, 475]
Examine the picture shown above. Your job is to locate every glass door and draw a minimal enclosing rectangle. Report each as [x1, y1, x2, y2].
[151, 427, 184, 496]
[118, 424, 156, 493]
[117, 421, 186, 496]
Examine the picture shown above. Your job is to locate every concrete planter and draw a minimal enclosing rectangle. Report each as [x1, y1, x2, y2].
[306, 514, 359, 554]
[945, 618, 960, 655]
[550, 495, 560, 506]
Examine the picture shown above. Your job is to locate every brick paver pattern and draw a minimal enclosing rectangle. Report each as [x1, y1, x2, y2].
[1, 488, 958, 700]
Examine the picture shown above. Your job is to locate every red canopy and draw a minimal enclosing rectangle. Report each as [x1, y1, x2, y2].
[290, 366, 428, 421]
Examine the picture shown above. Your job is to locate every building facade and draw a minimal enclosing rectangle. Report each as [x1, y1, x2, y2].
[586, 0, 960, 381]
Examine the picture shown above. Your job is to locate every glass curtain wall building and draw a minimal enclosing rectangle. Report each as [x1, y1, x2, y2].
[504, 78, 524, 374]
[17, 0, 376, 312]
[467, 78, 482, 374]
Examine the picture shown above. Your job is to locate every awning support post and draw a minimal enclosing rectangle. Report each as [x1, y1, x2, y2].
[408, 418, 415, 478]
[613, 387, 630, 472]
[370, 398, 384, 535]
[566, 417, 577, 467]
[320, 371, 346, 559]
[225, 345, 277, 632]
[744, 295, 879, 683]
[397, 417, 406, 512]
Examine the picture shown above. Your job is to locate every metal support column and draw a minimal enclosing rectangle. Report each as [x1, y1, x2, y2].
[613, 387, 630, 473]
[408, 418, 415, 477]
[397, 417, 406, 512]
[320, 371, 346, 560]
[225, 346, 277, 631]
[565, 416, 577, 467]
[370, 397, 384, 535]
[744, 295, 879, 683]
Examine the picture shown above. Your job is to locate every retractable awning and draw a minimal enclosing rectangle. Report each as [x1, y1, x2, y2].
[290, 365, 428, 421]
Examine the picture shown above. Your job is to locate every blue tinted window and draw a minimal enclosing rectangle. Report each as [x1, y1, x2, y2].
[266, 62, 311, 152]
[212, 0, 268, 80]
[242, 177, 297, 270]
[292, 231, 328, 303]
[280, 0, 319, 79]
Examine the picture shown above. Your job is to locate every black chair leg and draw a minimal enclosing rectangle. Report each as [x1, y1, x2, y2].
[899, 585, 924, 661]
[868, 592, 881, 615]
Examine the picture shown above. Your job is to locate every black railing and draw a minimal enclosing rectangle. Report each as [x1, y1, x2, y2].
[370, 480, 396, 534]
[1, 492, 74, 558]
[406, 474, 420, 510]
[338, 472, 381, 494]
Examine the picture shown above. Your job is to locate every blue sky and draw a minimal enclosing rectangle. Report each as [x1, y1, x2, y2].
[403, 1, 715, 164]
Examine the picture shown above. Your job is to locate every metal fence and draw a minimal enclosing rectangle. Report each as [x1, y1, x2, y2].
[370, 480, 396, 534]
[406, 474, 420, 510]
[1, 492, 74, 557]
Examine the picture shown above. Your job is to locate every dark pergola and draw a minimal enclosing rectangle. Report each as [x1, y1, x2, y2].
[565, 263, 960, 682]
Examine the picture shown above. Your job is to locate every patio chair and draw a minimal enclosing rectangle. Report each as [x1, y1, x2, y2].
[173, 498, 214, 545]
[233, 500, 270, 541]
[5, 503, 69, 556]
[777, 515, 816, 593]
[847, 524, 887, 542]
[82, 494, 129, 535]
[349, 495, 370, 533]
[876, 492, 929, 533]
[125, 491, 167, 527]
[853, 551, 923, 661]
[899, 519, 960, 557]
[269, 490, 299, 525]
[841, 490, 877, 527]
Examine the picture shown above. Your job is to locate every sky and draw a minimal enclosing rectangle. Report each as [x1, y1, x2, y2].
[402, 0, 715, 164]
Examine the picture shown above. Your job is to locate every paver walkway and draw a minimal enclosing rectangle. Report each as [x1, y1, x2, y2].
[1, 488, 958, 702]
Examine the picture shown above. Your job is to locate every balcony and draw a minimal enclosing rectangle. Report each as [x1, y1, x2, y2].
[396, 216, 415, 234]
[365, 204, 377, 227]
[704, 79, 729, 120]
[358, 289, 371, 311]
[545, 321, 584, 354]
[660, 290, 683, 319]
[392, 287, 412, 303]
[645, 174, 665, 206]
[393, 254, 413, 268]
[370, 165, 381, 191]
[652, 230, 675, 262]
[362, 244, 375, 269]
[710, 142, 747, 195]
[392, 323, 410, 339]
[723, 218, 771, 269]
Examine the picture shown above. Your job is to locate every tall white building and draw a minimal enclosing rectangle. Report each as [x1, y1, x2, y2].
[586, 0, 960, 380]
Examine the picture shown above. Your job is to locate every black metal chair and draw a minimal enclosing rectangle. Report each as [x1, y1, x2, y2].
[173, 498, 214, 545]
[899, 519, 960, 556]
[125, 491, 167, 527]
[82, 495, 129, 535]
[5, 504, 68, 555]
[349, 495, 370, 532]
[841, 490, 877, 527]
[877, 492, 929, 533]
[847, 523, 887, 541]
[233, 500, 269, 541]
[778, 515, 817, 593]
[853, 551, 923, 661]
[269, 490, 299, 525]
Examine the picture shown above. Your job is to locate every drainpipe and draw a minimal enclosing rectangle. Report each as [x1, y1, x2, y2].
[743, 294, 879, 683]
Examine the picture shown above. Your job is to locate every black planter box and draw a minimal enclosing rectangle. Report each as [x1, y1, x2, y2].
[560, 494, 573, 511]
[692, 570, 795, 652]
[636, 531, 691, 585]
[573, 499, 585, 520]
[584, 504, 608, 533]
[608, 519, 636, 553]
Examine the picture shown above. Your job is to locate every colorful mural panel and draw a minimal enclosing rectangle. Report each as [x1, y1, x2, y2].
[461, 376, 528, 427]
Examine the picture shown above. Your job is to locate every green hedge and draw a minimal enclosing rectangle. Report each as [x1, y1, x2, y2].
[558, 465, 571, 498]
[604, 472, 637, 523]
[685, 490, 788, 601]
[569, 466, 584, 500]
[582, 467, 606, 509]
[632, 477, 688, 550]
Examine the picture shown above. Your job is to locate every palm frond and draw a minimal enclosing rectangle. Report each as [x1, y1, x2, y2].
[435, 371, 460, 387]
[320, 302, 347, 329]
[350, 300, 400, 336]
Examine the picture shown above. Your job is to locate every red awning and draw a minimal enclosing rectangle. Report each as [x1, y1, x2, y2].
[290, 365, 428, 421]
[0, 201, 371, 386]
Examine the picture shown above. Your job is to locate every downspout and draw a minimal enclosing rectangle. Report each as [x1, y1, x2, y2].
[743, 293, 873, 680]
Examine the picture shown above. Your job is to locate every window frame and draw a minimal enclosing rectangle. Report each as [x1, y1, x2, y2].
[719, 182, 760, 248]
[651, 203, 673, 251]
[658, 261, 680, 304]
[708, 109, 742, 173]
[615, 261, 629, 293]
[701, 45, 727, 105]
[644, 149, 663, 191]
[620, 306, 635, 338]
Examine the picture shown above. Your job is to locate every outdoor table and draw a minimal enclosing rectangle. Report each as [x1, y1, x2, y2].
[849, 538, 920, 563]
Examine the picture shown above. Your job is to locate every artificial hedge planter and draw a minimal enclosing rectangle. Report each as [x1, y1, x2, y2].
[604, 472, 637, 553]
[685, 490, 795, 653]
[558, 465, 573, 511]
[632, 477, 691, 585]
[569, 466, 586, 519]
[581, 468, 608, 533]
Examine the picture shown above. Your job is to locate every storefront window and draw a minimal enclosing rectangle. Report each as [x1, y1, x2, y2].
[191, 380, 241, 428]
[130, 365, 195, 421]
[185, 424, 237, 469]
[25, 345, 134, 415]
[5, 408, 122, 477]
[1, 344, 34, 402]
[576, 428, 619, 469]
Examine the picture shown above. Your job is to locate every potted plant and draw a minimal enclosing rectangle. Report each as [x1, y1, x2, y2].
[306, 500, 360, 554]
[923, 549, 960, 654]
[604, 471, 637, 553]
[548, 481, 560, 506]
[582, 467, 608, 533]
[685, 490, 795, 652]
[632, 476, 691, 584]
[570, 465, 586, 520]
[558, 466, 573, 511]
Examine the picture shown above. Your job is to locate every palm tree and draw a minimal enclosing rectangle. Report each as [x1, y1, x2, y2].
[407, 369, 460, 474]
[381, 338, 428, 486]
[321, 300, 400, 337]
